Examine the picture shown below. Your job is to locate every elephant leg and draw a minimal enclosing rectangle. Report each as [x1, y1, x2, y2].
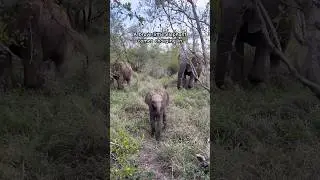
[188, 74, 195, 88]
[248, 42, 271, 85]
[154, 116, 161, 141]
[214, 0, 243, 88]
[162, 110, 167, 130]
[183, 74, 188, 88]
[24, 60, 41, 88]
[52, 54, 67, 77]
[117, 80, 123, 89]
[150, 112, 155, 136]
[216, 33, 233, 88]
[50, 40, 69, 78]
[23, 38, 44, 88]
[117, 76, 124, 89]
[0, 50, 13, 91]
[230, 38, 245, 85]
[125, 76, 131, 86]
[269, 53, 281, 75]
[177, 62, 187, 89]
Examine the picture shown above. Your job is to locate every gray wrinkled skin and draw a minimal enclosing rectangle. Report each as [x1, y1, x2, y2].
[111, 61, 133, 89]
[0, 44, 13, 91]
[145, 88, 169, 141]
[177, 43, 203, 89]
[215, 0, 294, 88]
[300, 0, 320, 94]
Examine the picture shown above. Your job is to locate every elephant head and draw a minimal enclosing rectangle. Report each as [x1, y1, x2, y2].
[151, 94, 163, 117]
[111, 61, 133, 89]
[5, 0, 89, 88]
[145, 88, 169, 141]
[214, 0, 293, 88]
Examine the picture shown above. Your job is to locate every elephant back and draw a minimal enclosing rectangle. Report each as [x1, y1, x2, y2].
[111, 61, 132, 79]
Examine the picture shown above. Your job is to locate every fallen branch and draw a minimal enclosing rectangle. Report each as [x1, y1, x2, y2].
[256, 0, 282, 51]
[0, 43, 22, 61]
[255, 0, 320, 99]
[293, 9, 307, 45]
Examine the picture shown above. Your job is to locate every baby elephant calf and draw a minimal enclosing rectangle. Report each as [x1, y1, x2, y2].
[145, 87, 170, 141]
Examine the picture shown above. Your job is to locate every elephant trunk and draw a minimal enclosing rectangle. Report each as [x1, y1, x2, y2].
[156, 105, 162, 117]
[177, 62, 187, 89]
[215, 34, 232, 88]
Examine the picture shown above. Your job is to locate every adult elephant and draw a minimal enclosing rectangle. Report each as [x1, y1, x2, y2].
[5, 0, 89, 88]
[111, 61, 133, 89]
[177, 43, 203, 89]
[214, 0, 294, 88]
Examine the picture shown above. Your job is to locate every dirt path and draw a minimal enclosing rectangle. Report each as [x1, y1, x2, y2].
[138, 138, 171, 180]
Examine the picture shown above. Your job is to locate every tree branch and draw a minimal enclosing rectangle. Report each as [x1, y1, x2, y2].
[187, 55, 210, 92]
[255, 0, 320, 99]
[257, 0, 282, 51]
[170, 7, 209, 27]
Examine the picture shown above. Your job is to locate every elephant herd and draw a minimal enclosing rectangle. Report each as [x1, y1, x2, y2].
[0, 0, 89, 90]
[111, 44, 204, 141]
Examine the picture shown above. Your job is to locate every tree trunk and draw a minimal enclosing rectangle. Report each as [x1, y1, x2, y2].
[191, 23, 196, 52]
[188, 0, 208, 66]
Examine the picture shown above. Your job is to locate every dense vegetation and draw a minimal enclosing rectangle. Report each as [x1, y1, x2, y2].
[0, 1, 107, 179]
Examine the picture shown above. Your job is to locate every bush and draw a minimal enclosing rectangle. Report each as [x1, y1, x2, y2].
[110, 128, 141, 179]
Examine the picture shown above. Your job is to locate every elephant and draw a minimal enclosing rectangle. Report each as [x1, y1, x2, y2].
[177, 44, 203, 89]
[214, 0, 295, 88]
[0, 43, 13, 91]
[5, 0, 89, 88]
[111, 61, 133, 89]
[144, 87, 170, 141]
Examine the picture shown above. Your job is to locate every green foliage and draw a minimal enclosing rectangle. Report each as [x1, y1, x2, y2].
[167, 47, 179, 75]
[0, 30, 107, 179]
[111, 1, 145, 24]
[110, 128, 141, 179]
[111, 72, 209, 179]
[0, 91, 106, 179]
[124, 45, 180, 77]
[0, 21, 10, 43]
